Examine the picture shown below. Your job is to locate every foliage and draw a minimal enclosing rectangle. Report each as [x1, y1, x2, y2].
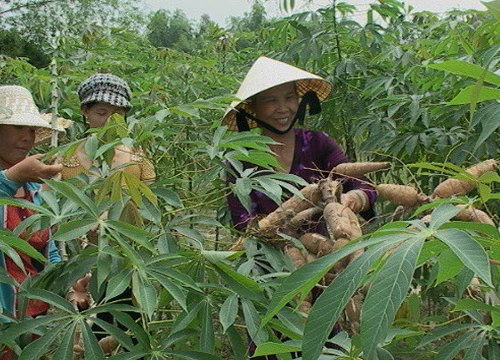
[0, 0, 499, 359]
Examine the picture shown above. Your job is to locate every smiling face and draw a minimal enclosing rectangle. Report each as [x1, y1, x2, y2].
[0, 124, 36, 168]
[251, 82, 299, 135]
[82, 101, 127, 128]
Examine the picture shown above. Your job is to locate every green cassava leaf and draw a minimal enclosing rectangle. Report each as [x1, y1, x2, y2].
[220, 293, 239, 333]
[132, 272, 156, 319]
[19, 324, 64, 360]
[51, 219, 97, 242]
[361, 238, 424, 359]
[302, 241, 399, 360]
[262, 233, 406, 327]
[201, 301, 215, 353]
[434, 228, 492, 287]
[428, 60, 500, 86]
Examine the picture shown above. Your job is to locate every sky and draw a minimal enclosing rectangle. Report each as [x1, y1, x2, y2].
[142, 0, 487, 26]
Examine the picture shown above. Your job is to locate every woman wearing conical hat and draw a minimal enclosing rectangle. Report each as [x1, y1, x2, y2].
[223, 57, 376, 231]
[0, 85, 66, 358]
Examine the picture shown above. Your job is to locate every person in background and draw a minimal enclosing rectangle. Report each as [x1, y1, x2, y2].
[62, 73, 154, 355]
[60, 73, 155, 183]
[0, 85, 64, 360]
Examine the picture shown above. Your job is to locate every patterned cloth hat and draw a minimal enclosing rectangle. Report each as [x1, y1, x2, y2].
[222, 56, 332, 131]
[77, 73, 132, 109]
[0, 85, 68, 145]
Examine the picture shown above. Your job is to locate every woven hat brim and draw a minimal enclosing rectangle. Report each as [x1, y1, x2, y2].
[81, 93, 132, 109]
[222, 78, 332, 131]
[0, 112, 52, 129]
[221, 57, 332, 131]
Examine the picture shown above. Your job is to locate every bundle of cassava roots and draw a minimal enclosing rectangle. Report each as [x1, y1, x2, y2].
[250, 159, 498, 332]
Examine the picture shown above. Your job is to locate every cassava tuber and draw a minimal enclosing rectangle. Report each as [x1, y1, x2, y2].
[331, 162, 390, 177]
[433, 159, 498, 198]
[377, 184, 428, 208]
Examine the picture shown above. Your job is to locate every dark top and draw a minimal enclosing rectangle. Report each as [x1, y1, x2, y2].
[227, 129, 376, 231]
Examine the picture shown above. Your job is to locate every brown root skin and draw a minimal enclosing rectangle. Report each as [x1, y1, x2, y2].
[330, 238, 350, 273]
[306, 253, 317, 263]
[376, 184, 428, 208]
[99, 336, 120, 355]
[229, 236, 246, 251]
[288, 207, 323, 231]
[298, 300, 312, 316]
[300, 233, 329, 255]
[258, 183, 321, 233]
[331, 162, 390, 177]
[433, 159, 498, 198]
[345, 292, 363, 334]
[319, 178, 343, 204]
[285, 245, 307, 270]
[454, 205, 495, 226]
[323, 202, 363, 240]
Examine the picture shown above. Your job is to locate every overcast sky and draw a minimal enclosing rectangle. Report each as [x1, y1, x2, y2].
[142, 0, 487, 26]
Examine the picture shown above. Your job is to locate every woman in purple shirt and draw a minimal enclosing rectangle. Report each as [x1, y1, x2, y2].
[223, 57, 376, 232]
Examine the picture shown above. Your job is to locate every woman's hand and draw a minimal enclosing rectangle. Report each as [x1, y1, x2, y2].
[6, 154, 63, 184]
[341, 190, 369, 213]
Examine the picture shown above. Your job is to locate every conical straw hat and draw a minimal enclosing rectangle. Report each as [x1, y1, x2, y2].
[0, 85, 70, 145]
[222, 56, 332, 130]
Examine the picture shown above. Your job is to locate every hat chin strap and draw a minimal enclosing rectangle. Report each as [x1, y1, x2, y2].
[235, 91, 321, 134]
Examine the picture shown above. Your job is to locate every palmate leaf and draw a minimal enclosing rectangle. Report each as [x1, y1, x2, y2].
[20, 289, 74, 313]
[132, 272, 156, 319]
[434, 228, 492, 287]
[219, 293, 239, 333]
[52, 323, 77, 360]
[463, 331, 486, 360]
[51, 219, 97, 242]
[0, 198, 52, 216]
[261, 233, 405, 327]
[0, 231, 46, 264]
[255, 342, 301, 357]
[91, 317, 135, 351]
[428, 60, 500, 86]
[435, 330, 481, 360]
[201, 300, 215, 353]
[81, 319, 105, 360]
[226, 325, 247, 360]
[18, 324, 65, 360]
[0, 313, 67, 345]
[302, 240, 401, 360]
[106, 220, 156, 253]
[163, 350, 222, 360]
[242, 298, 269, 345]
[448, 85, 500, 105]
[44, 179, 98, 217]
[452, 298, 500, 314]
[150, 271, 188, 311]
[211, 262, 265, 302]
[104, 270, 132, 301]
[360, 237, 424, 359]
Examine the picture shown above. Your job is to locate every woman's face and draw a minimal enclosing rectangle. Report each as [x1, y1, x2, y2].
[0, 124, 36, 168]
[82, 102, 127, 128]
[252, 82, 299, 133]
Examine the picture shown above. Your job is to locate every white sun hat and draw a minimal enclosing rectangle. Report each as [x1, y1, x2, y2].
[0, 85, 69, 145]
[222, 56, 333, 131]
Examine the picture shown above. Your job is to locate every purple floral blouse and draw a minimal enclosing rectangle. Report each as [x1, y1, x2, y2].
[227, 129, 377, 231]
